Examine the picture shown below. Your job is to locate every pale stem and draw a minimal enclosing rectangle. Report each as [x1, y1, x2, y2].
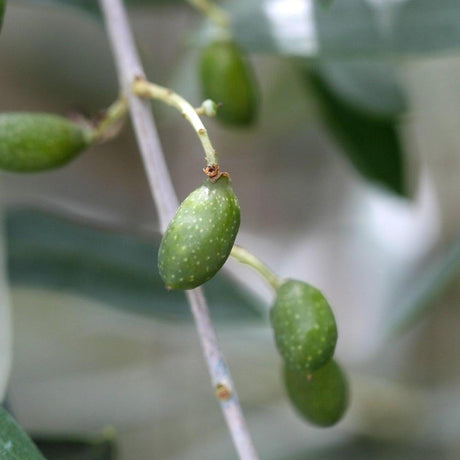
[98, 1, 258, 459]
[92, 95, 129, 142]
[231, 245, 283, 291]
[133, 78, 219, 167]
[186, 0, 230, 28]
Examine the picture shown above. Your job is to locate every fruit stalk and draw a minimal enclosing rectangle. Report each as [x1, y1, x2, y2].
[132, 78, 219, 169]
[99, 1, 258, 459]
[92, 95, 129, 142]
[230, 245, 282, 290]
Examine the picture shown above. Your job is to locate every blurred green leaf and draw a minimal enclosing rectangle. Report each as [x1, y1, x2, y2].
[34, 436, 115, 460]
[0, 0, 5, 32]
[317, 0, 334, 9]
[300, 62, 406, 195]
[313, 60, 407, 117]
[0, 407, 46, 460]
[230, 0, 460, 58]
[6, 209, 263, 323]
[17, 0, 460, 58]
[387, 237, 460, 335]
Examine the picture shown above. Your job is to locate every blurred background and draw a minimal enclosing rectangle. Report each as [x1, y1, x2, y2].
[0, 0, 459, 458]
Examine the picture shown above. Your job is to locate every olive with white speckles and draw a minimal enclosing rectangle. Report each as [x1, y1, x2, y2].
[270, 279, 337, 372]
[158, 174, 240, 290]
[200, 40, 258, 126]
[284, 359, 349, 427]
[0, 113, 93, 172]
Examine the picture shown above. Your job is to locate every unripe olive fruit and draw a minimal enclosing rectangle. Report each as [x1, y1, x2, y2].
[158, 174, 240, 290]
[199, 40, 258, 126]
[284, 359, 349, 427]
[0, 113, 93, 172]
[270, 279, 337, 372]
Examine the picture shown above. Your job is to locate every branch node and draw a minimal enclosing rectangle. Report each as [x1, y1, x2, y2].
[215, 382, 232, 401]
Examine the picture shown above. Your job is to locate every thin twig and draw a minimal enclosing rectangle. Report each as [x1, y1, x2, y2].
[98, 1, 258, 458]
[231, 245, 283, 291]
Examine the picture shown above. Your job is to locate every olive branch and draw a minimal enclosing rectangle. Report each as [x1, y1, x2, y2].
[98, 0, 259, 458]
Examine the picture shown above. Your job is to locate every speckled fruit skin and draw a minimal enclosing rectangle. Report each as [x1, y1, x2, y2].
[284, 359, 349, 427]
[158, 174, 240, 290]
[199, 40, 258, 126]
[270, 279, 337, 372]
[0, 113, 92, 172]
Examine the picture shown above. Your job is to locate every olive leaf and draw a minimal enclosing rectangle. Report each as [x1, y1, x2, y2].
[18, 0, 460, 58]
[311, 60, 407, 118]
[0, 407, 46, 460]
[230, 0, 460, 59]
[299, 62, 406, 196]
[0, 0, 6, 31]
[317, 0, 335, 9]
[6, 209, 262, 323]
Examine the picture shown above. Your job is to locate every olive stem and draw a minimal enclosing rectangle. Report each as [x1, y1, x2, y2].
[92, 95, 129, 142]
[231, 245, 283, 291]
[132, 78, 219, 168]
[99, 1, 258, 459]
[186, 0, 230, 29]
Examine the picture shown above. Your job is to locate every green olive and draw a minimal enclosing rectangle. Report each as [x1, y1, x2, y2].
[284, 359, 349, 427]
[0, 112, 92, 172]
[199, 40, 258, 126]
[158, 174, 240, 290]
[270, 279, 337, 372]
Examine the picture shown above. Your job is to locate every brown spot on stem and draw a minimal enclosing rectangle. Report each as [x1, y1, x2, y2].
[215, 383, 232, 401]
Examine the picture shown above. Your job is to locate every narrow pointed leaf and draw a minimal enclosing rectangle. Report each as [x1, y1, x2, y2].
[6, 209, 262, 322]
[301, 63, 406, 195]
[0, 0, 6, 32]
[0, 407, 46, 460]
[230, 0, 460, 59]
